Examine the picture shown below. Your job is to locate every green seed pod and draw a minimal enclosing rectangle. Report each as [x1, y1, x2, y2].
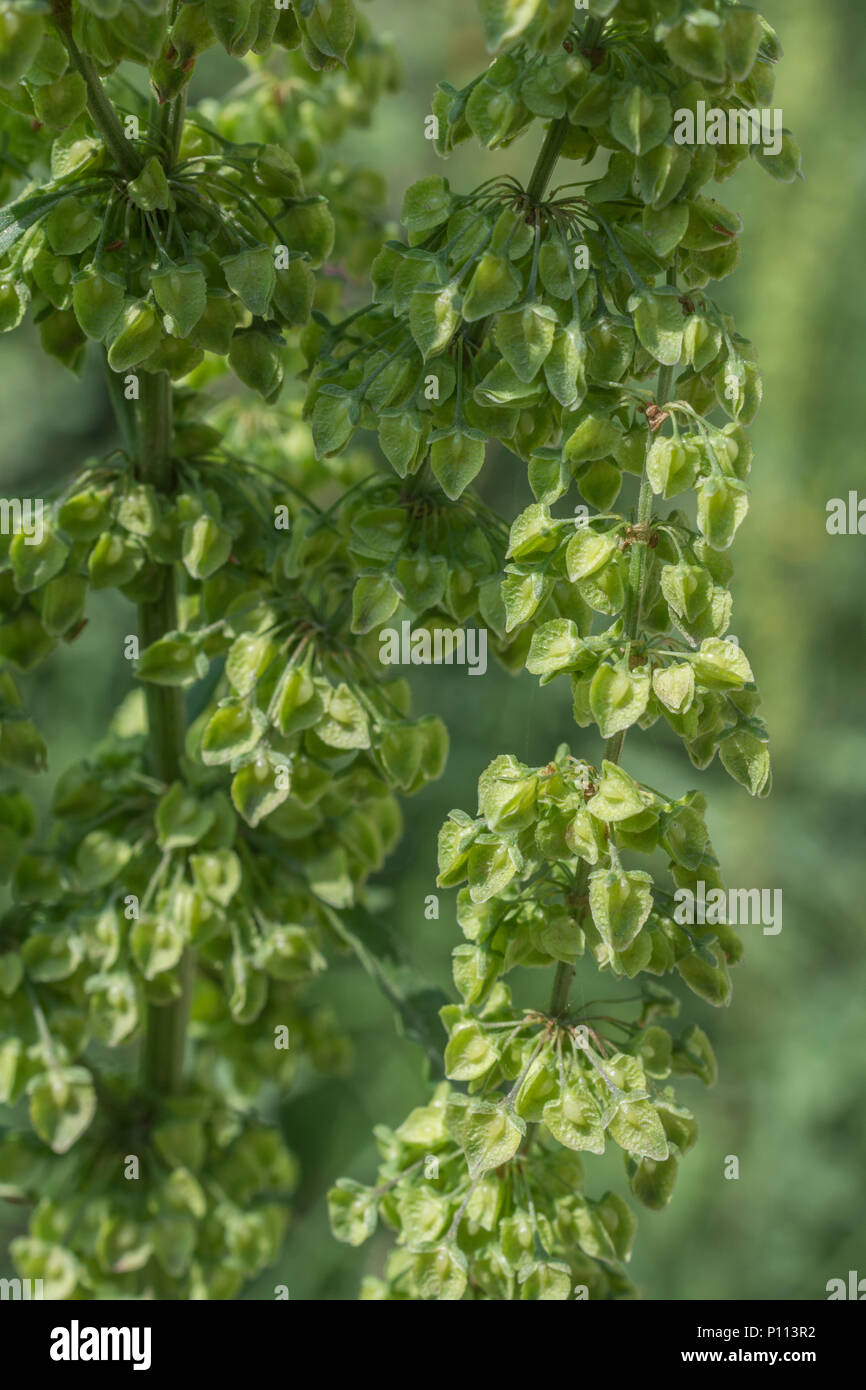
[221, 246, 275, 317]
[646, 435, 701, 498]
[722, 7, 763, 82]
[44, 196, 102, 256]
[107, 300, 162, 372]
[182, 515, 233, 580]
[589, 868, 654, 954]
[610, 84, 671, 157]
[538, 237, 581, 300]
[204, 0, 252, 55]
[664, 12, 727, 84]
[127, 155, 171, 212]
[169, 0, 217, 65]
[302, 0, 355, 63]
[151, 261, 207, 338]
[0, 277, 28, 332]
[228, 328, 284, 401]
[0, 4, 43, 89]
[585, 315, 635, 381]
[141, 335, 204, 379]
[39, 308, 86, 372]
[310, 385, 359, 456]
[31, 249, 72, 310]
[277, 198, 335, 268]
[378, 411, 427, 478]
[430, 426, 486, 501]
[752, 132, 802, 184]
[274, 4, 300, 50]
[193, 293, 237, 355]
[22, 30, 66, 86]
[696, 475, 750, 550]
[88, 531, 145, 589]
[576, 459, 622, 513]
[272, 257, 314, 328]
[31, 72, 86, 130]
[72, 265, 125, 340]
[40, 574, 88, 637]
[660, 562, 712, 624]
[9, 526, 68, 594]
[409, 282, 461, 360]
[0, 607, 54, 670]
[253, 145, 304, 198]
[636, 141, 692, 209]
[493, 303, 558, 385]
[462, 251, 522, 322]
[57, 486, 111, 540]
[589, 665, 651, 741]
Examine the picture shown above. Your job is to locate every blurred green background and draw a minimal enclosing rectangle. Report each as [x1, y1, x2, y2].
[2, 0, 864, 1301]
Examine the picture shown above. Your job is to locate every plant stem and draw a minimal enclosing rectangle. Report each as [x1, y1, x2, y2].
[53, 12, 141, 181]
[527, 115, 572, 203]
[135, 371, 191, 1096]
[525, 14, 606, 1045]
[605, 261, 679, 764]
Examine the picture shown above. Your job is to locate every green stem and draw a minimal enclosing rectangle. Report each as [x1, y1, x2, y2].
[527, 114, 571, 203]
[605, 262, 679, 764]
[135, 371, 192, 1097]
[520, 10, 609, 1062]
[53, 15, 141, 180]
